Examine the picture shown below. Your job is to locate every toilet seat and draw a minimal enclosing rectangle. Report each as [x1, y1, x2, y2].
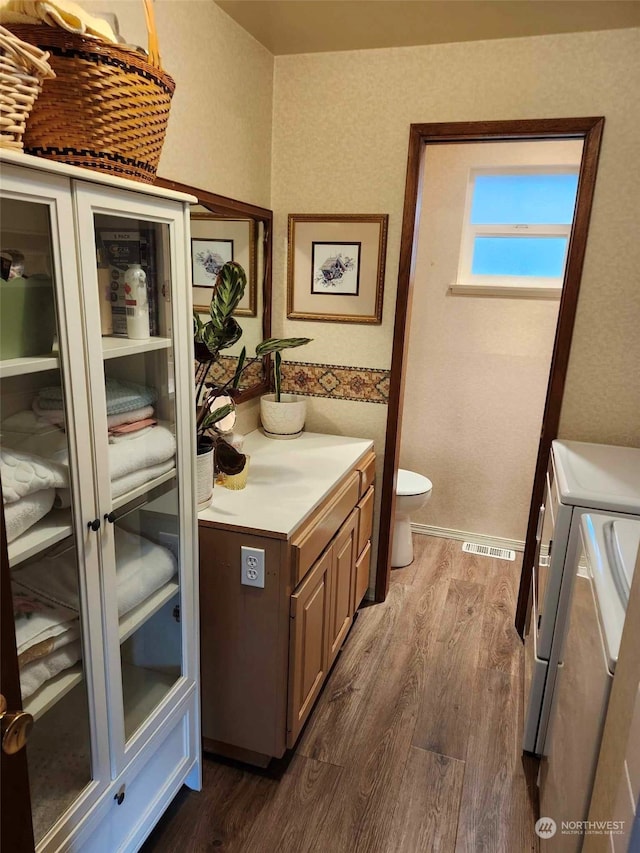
[397, 468, 432, 497]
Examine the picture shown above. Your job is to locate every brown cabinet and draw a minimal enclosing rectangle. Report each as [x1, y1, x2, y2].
[328, 510, 358, 667]
[288, 548, 331, 746]
[199, 446, 376, 765]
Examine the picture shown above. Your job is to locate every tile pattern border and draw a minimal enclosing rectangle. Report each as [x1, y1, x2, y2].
[281, 360, 390, 404]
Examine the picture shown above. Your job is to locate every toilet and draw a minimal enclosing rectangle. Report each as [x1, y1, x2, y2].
[392, 468, 433, 568]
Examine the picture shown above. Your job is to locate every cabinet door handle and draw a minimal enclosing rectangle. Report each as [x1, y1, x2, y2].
[87, 518, 101, 532]
[104, 512, 116, 524]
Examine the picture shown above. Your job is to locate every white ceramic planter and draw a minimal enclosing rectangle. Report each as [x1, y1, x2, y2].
[260, 394, 307, 440]
[195, 446, 214, 509]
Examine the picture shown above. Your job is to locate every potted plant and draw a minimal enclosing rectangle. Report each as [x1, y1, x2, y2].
[193, 261, 312, 500]
[194, 261, 246, 507]
[258, 338, 311, 439]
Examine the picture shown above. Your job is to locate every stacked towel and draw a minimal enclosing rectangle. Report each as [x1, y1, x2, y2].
[1, 446, 68, 541]
[13, 528, 177, 620]
[4, 487, 55, 542]
[13, 528, 178, 700]
[34, 379, 158, 425]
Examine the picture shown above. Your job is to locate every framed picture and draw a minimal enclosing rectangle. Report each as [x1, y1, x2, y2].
[191, 213, 256, 316]
[287, 214, 388, 323]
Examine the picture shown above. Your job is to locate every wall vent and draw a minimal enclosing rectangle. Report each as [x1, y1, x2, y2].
[462, 541, 516, 562]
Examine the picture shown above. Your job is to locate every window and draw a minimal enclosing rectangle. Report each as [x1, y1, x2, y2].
[456, 167, 579, 295]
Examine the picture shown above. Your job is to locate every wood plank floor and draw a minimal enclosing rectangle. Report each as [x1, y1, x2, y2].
[142, 536, 539, 853]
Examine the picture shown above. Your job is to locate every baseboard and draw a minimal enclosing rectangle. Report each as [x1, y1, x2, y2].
[411, 523, 525, 552]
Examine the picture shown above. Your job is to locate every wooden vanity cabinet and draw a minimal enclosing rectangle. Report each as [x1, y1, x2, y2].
[288, 548, 331, 746]
[198, 436, 375, 764]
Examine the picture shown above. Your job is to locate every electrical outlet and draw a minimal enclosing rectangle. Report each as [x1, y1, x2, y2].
[241, 546, 265, 588]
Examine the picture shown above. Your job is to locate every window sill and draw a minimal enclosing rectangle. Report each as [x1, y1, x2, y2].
[449, 283, 562, 299]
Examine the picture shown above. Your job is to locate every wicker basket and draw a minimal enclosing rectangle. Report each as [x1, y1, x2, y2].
[6, 11, 174, 183]
[0, 25, 54, 151]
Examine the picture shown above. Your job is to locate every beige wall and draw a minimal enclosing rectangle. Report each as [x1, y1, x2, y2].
[400, 140, 581, 542]
[271, 27, 640, 577]
[84, 0, 273, 206]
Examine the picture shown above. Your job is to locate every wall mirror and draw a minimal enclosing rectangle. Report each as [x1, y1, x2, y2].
[155, 177, 272, 403]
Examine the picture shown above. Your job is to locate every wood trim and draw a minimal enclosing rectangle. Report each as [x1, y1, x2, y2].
[0, 499, 35, 852]
[291, 470, 360, 586]
[356, 450, 376, 497]
[287, 548, 331, 747]
[357, 486, 375, 556]
[376, 122, 424, 602]
[375, 117, 605, 618]
[515, 116, 604, 637]
[154, 175, 273, 404]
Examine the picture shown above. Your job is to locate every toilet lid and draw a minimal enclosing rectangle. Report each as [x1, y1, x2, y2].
[397, 469, 432, 496]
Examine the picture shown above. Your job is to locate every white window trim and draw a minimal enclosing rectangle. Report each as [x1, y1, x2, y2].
[454, 165, 579, 296]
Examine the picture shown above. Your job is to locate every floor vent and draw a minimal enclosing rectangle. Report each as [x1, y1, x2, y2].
[462, 542, 516, 562]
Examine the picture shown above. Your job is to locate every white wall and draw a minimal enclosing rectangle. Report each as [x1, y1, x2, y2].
[401, 139, 581, 542]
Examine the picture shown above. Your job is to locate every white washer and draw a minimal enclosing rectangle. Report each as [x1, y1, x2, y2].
[539, 513, 640, 851]
[524, 440, 640, 755]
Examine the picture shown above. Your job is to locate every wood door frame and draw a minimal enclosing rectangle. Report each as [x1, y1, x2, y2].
[374, 117, 605, 640]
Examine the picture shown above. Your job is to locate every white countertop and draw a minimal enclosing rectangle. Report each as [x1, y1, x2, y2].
[198, 430, 374, 539]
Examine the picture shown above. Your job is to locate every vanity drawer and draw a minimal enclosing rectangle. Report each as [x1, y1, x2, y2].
[292, 470, 360, 586]
[354, 540, 371, 609]
[357, 486, 375, 556]
[357, 451, 376, 498]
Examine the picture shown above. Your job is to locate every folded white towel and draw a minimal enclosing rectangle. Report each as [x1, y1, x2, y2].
[18, 623, 80, 667]
[12, 527, 177, 619]
[11, 581, 77, 656]
[1, 447, 68, 504]
[2, 418, 67, 460]
[109, 425, 155, 445]
[2, 409, 55, 435]
[4, 487, 55, 542]
[109, 424, 176, 482]
[112, 527, 178, 617]
[20, 639, 82, 701]
[111, 458, 175, 499]
[0, 0, 117, 42]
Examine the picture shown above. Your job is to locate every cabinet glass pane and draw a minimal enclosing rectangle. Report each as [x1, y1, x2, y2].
[92, 214, 183, 742]
[0, 198, 93, 844]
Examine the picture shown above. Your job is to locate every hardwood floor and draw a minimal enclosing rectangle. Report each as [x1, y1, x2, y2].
[142, 535, 539, 853]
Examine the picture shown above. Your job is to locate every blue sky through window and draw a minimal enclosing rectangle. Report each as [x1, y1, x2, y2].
[472, 236, 568, 277]
[471, 173, 579, 225]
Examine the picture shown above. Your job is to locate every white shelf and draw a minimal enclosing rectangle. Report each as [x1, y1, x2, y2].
[119, 581, 179, 644]
[0, 354, 59, 378]
[112, 468, 176, 510]
[102, 336, 172, 360]
[8, 509, 73, 567]
[24, 664, 83, 721]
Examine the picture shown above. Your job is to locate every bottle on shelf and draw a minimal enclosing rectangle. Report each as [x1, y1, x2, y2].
[124, 263, 150, 340]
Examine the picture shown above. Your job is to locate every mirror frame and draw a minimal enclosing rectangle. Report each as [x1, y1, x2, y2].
[155, 176, 273, 404]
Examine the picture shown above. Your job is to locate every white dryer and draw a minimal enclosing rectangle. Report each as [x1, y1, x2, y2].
[524, 440, 640, 755]
[539, 513, 640, 851]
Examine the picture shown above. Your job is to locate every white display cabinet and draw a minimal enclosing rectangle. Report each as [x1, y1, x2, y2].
[0, 151, 199, 852]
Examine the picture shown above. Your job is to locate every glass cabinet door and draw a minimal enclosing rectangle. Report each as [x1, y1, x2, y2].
[0, 172, 109, 847]
[74, 185, 195, 770]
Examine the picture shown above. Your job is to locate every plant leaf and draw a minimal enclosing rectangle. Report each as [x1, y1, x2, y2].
[209, 262, 247, 330]
[231, 347, 246, 389]
[200, 402, 235, 432]
[274, 351, 282, 402]
[255, 337, 312, 357]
